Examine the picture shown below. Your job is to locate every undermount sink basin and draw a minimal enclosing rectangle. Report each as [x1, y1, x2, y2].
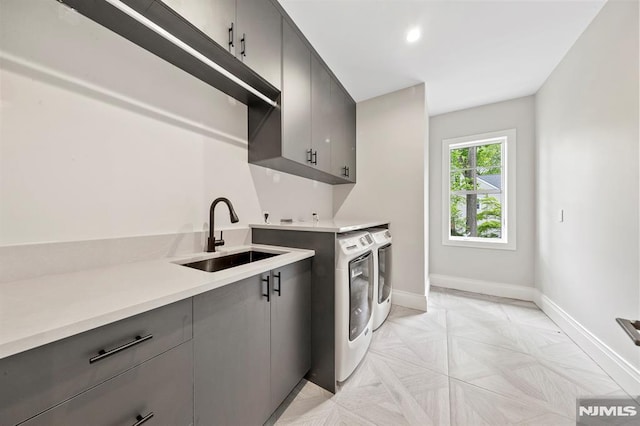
[181, 250, 280, 273]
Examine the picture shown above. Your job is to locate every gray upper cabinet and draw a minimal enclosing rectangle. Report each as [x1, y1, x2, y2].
[331, 79, 356, 182]
[161, 0, 236, 53]
[311, 55, 333, 174]
[159, 0, 281, 89]
[282, 20, 312, 166]
[236, 0, 282, 89]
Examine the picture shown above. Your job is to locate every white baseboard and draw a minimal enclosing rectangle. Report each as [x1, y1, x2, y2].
[392, 289, 428, 312]
[430, 274, 536, 301]
[534, 291, 640, 396]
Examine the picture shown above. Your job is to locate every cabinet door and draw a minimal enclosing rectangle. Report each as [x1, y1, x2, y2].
[282, 21, 312, 166]
[311, 56, 333, 174]
[161, 0, 236, 53]
[194, 274, 271, 426]
[344, 95, 357, 182]
[21, 343, 193, 426]
[330, 81, 356, 182]
[270, 260, 312, 412]
[330, 80, 349, 179]
[236, 0, 282, 89]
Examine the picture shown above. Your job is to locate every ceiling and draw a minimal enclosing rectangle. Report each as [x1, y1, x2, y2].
[278, 0, 606, 116]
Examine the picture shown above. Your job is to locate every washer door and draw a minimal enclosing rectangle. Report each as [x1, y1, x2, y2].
[348, 251, 373, 341]
[378, 243, 392, 304]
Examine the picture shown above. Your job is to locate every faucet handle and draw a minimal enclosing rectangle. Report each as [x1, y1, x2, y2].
[215, 230, 225, 247]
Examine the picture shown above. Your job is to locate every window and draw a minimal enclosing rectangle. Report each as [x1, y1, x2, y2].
[442, 129, 516, 250]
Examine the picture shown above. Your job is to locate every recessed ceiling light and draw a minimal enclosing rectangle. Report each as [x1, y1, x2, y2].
[406, 27, 421, 43]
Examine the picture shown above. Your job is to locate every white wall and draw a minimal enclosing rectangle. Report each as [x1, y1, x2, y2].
[0, 0, 332, 246]
[536, 0, 639, 372]
[334, 84, 428, 302]
[429, 96, 536, 289]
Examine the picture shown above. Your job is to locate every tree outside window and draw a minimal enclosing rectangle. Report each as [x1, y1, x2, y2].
[449, 140, 504, 240]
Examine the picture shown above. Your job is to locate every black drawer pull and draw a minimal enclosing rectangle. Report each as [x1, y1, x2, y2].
[273, 272, 281, 296]
[89, 334, 153, 364]
[262, 275, 270, 302]
[132, 412, 154, 426]
[228, 23, 234, 49]
[617, 318, 640, 346]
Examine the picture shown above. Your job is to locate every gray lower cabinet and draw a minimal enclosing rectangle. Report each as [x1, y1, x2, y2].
[194, 259, 312, 425]
[194, 273, 271, 426]
[22, 342, 193, 426]
[270, 260, 312, 412]
[0, 299, 192, 426]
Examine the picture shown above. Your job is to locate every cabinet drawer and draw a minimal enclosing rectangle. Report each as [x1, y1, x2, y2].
[22, 342, 193, 426]
[0, 298, 192, 426]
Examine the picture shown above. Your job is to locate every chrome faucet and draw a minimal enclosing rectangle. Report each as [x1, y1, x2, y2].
[207, 197, 239, 252]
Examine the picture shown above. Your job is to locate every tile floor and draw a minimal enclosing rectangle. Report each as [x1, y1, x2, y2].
[268, 287, 628, 425]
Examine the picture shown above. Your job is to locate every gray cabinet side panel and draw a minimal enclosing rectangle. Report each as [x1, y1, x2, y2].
[252, 229, 336, 393]
[193, 274, 271, 425]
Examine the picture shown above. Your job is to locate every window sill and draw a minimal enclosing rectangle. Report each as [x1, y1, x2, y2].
[443, 237, 516, 251]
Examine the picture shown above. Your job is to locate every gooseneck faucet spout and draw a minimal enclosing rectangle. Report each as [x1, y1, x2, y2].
[207, 197, 239, 252]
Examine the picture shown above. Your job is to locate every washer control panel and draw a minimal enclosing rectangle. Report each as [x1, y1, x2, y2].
[338, 232, 374, 254]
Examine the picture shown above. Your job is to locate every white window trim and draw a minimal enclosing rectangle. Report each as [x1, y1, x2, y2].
[442, 129, 517, 250]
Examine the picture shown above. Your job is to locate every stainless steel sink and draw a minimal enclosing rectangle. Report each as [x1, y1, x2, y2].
[181, 250, 280, 273]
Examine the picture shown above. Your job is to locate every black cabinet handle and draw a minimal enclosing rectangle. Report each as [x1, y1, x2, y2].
[132, 412, 154, 426]
[240, 34, 246, 57]
[311, 150, 318, 165]
[228, 23, 234, 49]
[306, 149, 313, 163]
[273, 272, 281, 296]
[342, 166, 349, 177]
[262, 275, 270, 302]
[346, 166, 350, 177]
[89, 334, 153, 364]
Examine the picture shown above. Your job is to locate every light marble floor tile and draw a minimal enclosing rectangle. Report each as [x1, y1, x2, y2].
[448, 336, 623, 419]
[271, 289, 625, 426]
[449, 379, 551, 426]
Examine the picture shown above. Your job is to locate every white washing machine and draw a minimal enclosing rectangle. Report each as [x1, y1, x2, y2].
[335, 231, 374, 382]
[371, 228, 393, 330]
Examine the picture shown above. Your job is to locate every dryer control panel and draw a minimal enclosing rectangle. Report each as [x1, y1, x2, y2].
[370, 228, 392, 244]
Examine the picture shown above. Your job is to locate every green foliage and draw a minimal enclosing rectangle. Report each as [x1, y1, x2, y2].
[449, 142, 503, 239]
[477, 196, 502, 238]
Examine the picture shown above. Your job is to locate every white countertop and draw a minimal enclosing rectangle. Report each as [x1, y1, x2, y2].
[0, 244, 314, 360]
[249, 219, 389, 233]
